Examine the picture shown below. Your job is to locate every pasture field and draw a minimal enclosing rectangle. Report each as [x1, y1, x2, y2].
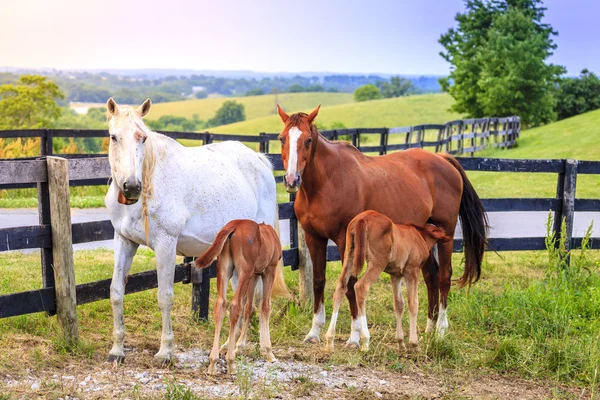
[1, 233, 600, 398]
[149, 92, 354, 121]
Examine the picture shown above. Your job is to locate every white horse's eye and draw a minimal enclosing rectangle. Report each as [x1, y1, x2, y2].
[110, 135, 117, 142]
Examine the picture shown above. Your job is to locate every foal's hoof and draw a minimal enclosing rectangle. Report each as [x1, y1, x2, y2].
[207, 363, 218, 375]
[152, 355, 173, 367]
[107, 354, 125, 364]
[344, 340, 359, 350]
[408, 342, 420, 352]
[303, 334, 320, 344]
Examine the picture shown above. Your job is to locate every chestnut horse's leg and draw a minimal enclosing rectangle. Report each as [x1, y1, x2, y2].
[436, 239, 454, 336]
[304, 233, 328, 344]
[207, 253, 232, 375]
[259, 267, 277, 362]
[235, 275, 258, 356]
[325, 243, 355, 352]
[390, 275, 406, 351]
[334, 234, 361, 349]
[421, 252, 440, 334]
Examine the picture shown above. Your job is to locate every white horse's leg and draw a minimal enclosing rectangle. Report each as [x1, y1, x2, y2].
[108, 234, 139, 363]
[153, 235, 178, 365]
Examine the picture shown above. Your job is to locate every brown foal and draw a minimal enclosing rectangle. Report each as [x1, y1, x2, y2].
[194, 219, 282, 375]
[277, 105, 488, 348]
[325, 211, 450, 352]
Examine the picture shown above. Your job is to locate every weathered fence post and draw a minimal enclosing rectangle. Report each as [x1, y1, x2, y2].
[186, 256, 210, 322]
[46, 156, 79, 344]
[553, 159, 578, 256]
[297, 224, 314, 305]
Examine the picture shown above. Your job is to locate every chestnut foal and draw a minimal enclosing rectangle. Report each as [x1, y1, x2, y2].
[325, 211, 450, 353]
[194, 219, 282, 374]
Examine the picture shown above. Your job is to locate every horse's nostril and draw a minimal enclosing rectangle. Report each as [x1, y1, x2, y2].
[123, 182, 128, 190]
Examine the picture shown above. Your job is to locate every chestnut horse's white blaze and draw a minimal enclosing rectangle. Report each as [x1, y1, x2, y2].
[284, 127, 302, 186]
[105, 97, 288, 365]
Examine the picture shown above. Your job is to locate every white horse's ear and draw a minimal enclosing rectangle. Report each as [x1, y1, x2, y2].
[307, 104, 320, 123]
[107, 97, 119, 116]
[277, 104, 289, 123]
[137, 98, 152, 117]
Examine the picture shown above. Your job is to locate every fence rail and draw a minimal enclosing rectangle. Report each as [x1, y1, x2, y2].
[3, 120, 599, 345]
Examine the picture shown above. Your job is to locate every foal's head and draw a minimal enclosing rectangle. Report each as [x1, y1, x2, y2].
[277, 104, 320, 193]
[106, 97, 152, 204]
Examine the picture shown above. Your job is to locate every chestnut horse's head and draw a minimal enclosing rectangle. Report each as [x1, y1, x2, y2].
[277, 104, 320, 193]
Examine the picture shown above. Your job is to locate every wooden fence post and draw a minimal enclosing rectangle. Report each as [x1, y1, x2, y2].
[297, 224, 314, 306]
[553, 159, 578, 255]
[46, 156, 79, 344]
[186, 256, 210, 322]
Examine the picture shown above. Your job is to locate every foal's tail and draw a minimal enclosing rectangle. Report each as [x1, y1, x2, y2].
[351, 219, 368, 279]
[194, 223, 236, 269]
[441, 154, 489, 287]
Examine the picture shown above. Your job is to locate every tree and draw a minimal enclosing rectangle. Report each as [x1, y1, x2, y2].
[555, 69, 600, 120]
[208, 101, 245, 127]
[195, 90, 208, 99]
[379, 76, 415, 98]
[354, 84, 382, 102]
[288, 84, 306, 93]
[439, 0, 565, 127]
[246, 88, 265, 96]
[0, 75, 65, 129]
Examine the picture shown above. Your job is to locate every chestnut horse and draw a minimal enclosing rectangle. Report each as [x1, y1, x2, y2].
[277, 105, 488, 347]
[325, 211, 451, 353]
[194, 220, 281, 375]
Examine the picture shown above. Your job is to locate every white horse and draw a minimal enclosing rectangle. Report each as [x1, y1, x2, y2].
[105, 97, 288, 365]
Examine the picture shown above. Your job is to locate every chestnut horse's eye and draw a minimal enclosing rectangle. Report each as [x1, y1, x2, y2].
[279, 136, 285, 144]
[305, 138, 312, 147]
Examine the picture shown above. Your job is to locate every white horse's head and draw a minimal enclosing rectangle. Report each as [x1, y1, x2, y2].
[106, 97, 153, 205]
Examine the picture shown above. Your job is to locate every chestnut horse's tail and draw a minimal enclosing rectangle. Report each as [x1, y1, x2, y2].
[351, 218, 368, 279]
[194, 223, 236, 269]
[441, 154, 489, 287]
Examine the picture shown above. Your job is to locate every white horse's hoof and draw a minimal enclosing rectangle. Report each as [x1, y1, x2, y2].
[304, 334, 320, 344]
[153, 354, 173, 367]
[107, 354, 125, 364]
[345, 340, 360, 349]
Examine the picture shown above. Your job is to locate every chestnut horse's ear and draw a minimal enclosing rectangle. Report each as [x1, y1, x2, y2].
[277, 104, 289, 123]
[137, 98, 152, 117]
[307, 104, 321, 123]
[107, 97, 119, 116]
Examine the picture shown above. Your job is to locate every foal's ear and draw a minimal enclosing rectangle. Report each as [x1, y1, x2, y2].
[307, 104, 321, 123]
[137, 98, 152, 117]
[277, 104, 289, 123]
[107, 97, 119, 116]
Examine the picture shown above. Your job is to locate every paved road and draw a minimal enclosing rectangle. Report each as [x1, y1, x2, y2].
[1, 208, 598, 252]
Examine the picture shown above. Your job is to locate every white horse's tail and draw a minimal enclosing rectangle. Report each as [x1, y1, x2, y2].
[271, 203, 292, 299]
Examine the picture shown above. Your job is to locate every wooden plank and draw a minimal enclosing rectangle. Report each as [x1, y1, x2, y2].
[0, 225, 52, 251]
[577, 161, 600, 174]
[47, 156, 79, 344]
[0, 159, 47, 184]
[72, 220, 114, 244]
[575, 199, 600, 212]
[457, 157, 565, 173]
[0, 287, 56, 318]
[0, 129, 47, 139]
[282, 248, 298, 267]
[68, 157, 111, 181]
[278, 202, 295, 220]
[481, 198, 560, 212]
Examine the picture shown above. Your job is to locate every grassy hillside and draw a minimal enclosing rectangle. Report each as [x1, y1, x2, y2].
[212, 93, 459, 134]
[471, 109, 600, 199]
[149, 92, 353, 121]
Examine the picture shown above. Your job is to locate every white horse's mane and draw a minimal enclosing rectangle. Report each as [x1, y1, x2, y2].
[108, 106, 158, 245]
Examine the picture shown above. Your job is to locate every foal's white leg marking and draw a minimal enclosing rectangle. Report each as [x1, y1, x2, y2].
[109, 234, 139, 361]
[285, 127, 302, 183]
[153, 236, 178, 364]
[436, 305, 449, 336]
[359, 315, 370, 352]
[346, 318, 361, 348]
[426, 318, 435, 334]
[304, 302, 325, 343]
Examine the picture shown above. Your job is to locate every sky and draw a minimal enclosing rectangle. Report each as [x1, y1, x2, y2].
[0, 0, 596, 76]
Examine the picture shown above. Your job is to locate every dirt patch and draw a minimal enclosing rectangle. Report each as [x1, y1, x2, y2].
[0, 345, 590, 399]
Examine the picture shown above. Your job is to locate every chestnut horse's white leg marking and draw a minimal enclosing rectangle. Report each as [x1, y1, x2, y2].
[108, 234, 139, 361]
[304, 302, 325, 343]
[286, 127, 302, 179]
[437, 305, 449, 336]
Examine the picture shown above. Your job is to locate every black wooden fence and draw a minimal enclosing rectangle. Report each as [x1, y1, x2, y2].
[3, 119, 599, 329]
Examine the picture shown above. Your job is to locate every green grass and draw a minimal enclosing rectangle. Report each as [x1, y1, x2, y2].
[149, 92, 354, 121]
[1, 242, 600, 392]
[210, 93, 459, 134]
